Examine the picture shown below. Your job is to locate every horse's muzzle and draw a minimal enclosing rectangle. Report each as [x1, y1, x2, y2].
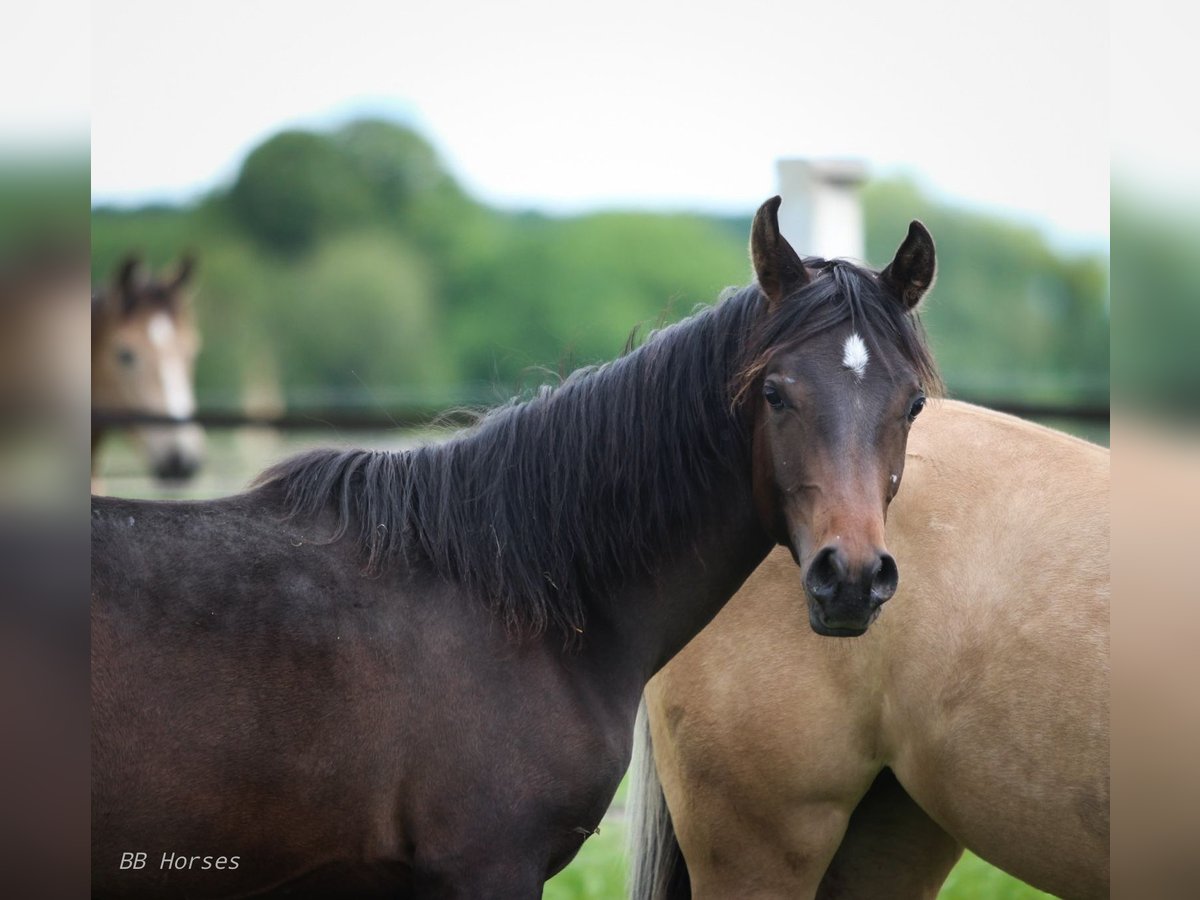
[153, 447, 202, 482]
[803, 545, 898, 637]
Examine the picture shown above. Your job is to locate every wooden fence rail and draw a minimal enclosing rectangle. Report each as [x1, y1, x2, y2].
[93, 399, 1110, 431]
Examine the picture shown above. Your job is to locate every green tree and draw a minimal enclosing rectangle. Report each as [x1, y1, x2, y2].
[275, 232, 449, 399]
[334, 120, 467, 230]
[864, 178, 1108, 404]
[92, 123, 1109, 416]
[229, 130, 376, 253]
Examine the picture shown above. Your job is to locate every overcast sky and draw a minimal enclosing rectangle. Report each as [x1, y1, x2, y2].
[80, 2, 1109, 250]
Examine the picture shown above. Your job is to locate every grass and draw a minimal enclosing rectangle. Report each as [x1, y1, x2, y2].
[546, 816, 1055, 899]
[544, 825, 629, 900]
[941, 853, 1055, 899]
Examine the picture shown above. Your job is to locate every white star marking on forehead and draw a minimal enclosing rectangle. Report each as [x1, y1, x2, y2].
[842, 333, 869, 379]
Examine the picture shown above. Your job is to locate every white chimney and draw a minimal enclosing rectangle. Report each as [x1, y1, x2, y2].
[775, 159, 868, 261]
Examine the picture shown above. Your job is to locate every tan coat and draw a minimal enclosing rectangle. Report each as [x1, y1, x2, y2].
[645, 400, 1109, 899]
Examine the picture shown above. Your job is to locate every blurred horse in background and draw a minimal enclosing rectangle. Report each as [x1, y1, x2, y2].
[92, 255, 204, 483]
[631, 400, 1109, 900]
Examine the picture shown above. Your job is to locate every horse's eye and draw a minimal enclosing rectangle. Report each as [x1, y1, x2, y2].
[908, 396, 926, 421]
[116, 347, 137, 367]
[763, 383, 785, 409]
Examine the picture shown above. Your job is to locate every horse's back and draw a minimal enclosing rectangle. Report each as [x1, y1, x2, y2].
[91, 490, 409, 656]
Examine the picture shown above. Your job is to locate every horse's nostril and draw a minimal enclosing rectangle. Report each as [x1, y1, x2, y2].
[807, 546, 897, 607]
[805, 546, 845, 603]
[872, 553, 899, 602]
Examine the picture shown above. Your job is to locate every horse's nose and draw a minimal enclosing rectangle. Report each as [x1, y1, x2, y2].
[868, 552, 899, 603]
[153, 448, 201, 482]
[804, 545, 848, 607]
[804, 545, 898, 633]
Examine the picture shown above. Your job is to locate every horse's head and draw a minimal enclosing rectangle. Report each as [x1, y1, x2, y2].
[744, 197, 940, 637]
[92, 254, 204, 482]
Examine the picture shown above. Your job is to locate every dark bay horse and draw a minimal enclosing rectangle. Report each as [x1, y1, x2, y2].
[91, 198, 940, 898]
[92, 254, 204, 483]
[631, 401, 1109, 900]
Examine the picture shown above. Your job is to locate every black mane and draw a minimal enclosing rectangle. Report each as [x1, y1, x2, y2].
[257, 260, 939, 641]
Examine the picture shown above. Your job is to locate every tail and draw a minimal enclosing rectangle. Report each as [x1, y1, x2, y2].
[627, 699, 691, 900]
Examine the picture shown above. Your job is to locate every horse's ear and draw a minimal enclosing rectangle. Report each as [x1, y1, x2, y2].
[170, 253, 197, 292]
[880, 220, 936, 310]
[114, 254, 145, 315]
[751, 196, 810, 311]
[116, 255, 143, 293]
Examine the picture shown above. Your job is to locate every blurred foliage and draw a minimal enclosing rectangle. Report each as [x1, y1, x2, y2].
[229, 131, 377, 253]
[439, 212, 749, 384]
[863, 179, 1109, 404]
[1111, 187, 1200, 417]
[0, 155, 89, 257]
[91, 119, 1109, 410]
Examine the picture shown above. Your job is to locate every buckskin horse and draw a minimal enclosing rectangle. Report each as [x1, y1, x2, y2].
[92, 198, 940, 898]
[631, 400, 1109, 900]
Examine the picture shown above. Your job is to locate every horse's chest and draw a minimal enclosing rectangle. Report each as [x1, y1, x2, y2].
[386, 653, 632, 876]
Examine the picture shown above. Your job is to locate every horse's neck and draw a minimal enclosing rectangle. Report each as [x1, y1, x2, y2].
[551, 334, 774, 689]
[580, 489, 774, 690]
